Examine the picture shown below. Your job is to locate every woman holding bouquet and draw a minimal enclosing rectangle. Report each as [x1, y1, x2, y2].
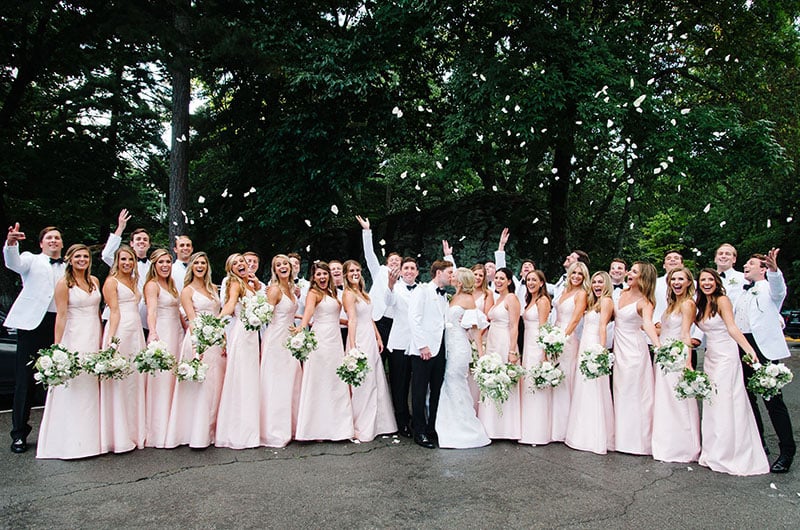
[101, 245, 146, 453]
[37, 244, 103, 459]
[613, 261, 660, 455]
[651, 267, 701, 463]
[165, 252, 225, 448]
[259, 254, 302, 448]
[565, 271, 615, 454]
[551, 262, 589, 442]
[436, 267, 490, 449]
[294, 262, 354, 442]
[142, 249, 185, 448]
[342, 260, 396, 442]
[215, 254, 261, 449]
[477, 267, 521, 440]
[519, 270, 553, 446]
[695, 269, 768, 475]
[468, 263, 493, 408]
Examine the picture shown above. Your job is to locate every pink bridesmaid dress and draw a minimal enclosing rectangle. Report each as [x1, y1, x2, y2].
[519, 302, 552, 445]
[144, 286, 183, 448]
[565, 309, 614, 454]
[37, 286, 103, 459]
[612, 298, 654, 455]
[651, 311, 701, 462]
[350, 298, 397, 442]
[696, 315, 769, 475]
[164, 288, 225, 448]
[295, 295, 354, 441]
[259, 291, 302, 447]
[477, 300, 521, 440]
[100, 281, 146, 453]
[551, 293, 580, 441]
[215, 299, 261, 449]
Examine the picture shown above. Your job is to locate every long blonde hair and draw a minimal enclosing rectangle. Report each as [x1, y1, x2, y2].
[587, 271, 612, 313]
[565, 262, 591, 295]
[63, 244, 96, 292]
[224, 253, 248, 303]
[183, 252, 217, 296]
[145, 248, 178, 298]
[666, 266, 695, 315]
[109, 244, 139, 290]
[343, 259, 371, 303]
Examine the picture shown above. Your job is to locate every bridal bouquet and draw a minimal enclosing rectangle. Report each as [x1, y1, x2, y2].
[191, 313, 228, 354]
[527, 360, 565, 392]
[32, 344, 80, 388]
[472, 352, 526, 410]
[674, 368, 714, 401]
[285, 329, 318, 362]
[175, 357, 209, 383]
[654, 339, 690, 373]
[133, 340, 176, 375]
[336, 348, 370, 387]
[747, 362, 793, 401]
[241, 292, 274, 331]
[578, 344, 614, 379]
[468, 340, 480, 372]
[536, 323, 567, 362]
[82, 337, 132, 380]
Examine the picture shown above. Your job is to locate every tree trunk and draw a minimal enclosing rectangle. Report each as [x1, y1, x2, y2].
[168, 1, 191, 248]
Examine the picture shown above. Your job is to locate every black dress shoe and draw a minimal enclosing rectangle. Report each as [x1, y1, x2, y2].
[398, 425, 413, 439]
[414, 434, 435, 449]
[427, 431, 439, 443]
[770, 455, 793, 474]
[10, 439, 27, 454]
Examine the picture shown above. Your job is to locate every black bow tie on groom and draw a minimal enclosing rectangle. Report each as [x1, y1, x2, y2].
[435, 287, 447, 297]
[137, 257, 148, 264]
[49, 257, 64, 265]
[743, 281, 755, 291]
[406, 284, 417, 291]
[613, 283, 624, 290]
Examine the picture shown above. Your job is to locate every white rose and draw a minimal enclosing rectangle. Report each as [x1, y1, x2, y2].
[38, 356, 53, 370]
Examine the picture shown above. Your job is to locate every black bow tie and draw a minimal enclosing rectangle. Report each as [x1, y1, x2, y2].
[743, 281, 755, 291]
[406, 284, 418, 291]
[137, 257, 148, 264]
[719, 271, 727, 279]
[435, 287, 447, 297]
[336, 285, 343, 291]
[613, 283, 624, 290]
[294, 278, 299, 284]
[180, 261, 188, 268]
[49, 257, 64, 265]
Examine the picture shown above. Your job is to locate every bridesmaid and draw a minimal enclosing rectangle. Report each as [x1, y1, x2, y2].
[342, 259, 396, 442]
[519, 270, 553, 446]
[294, 261, 355, 442]
[565, 271, 615, 454]
[259, 254, 303, 448]
[551, 262, 589, 442]
[695, 269, 768, 475]
[143, 249, 185, 448]
[101, 245, 146, 453]
[468, 263, 493, 408]
[165, 252, 225, 448]
[613, 261, 661, 455]
[215, 253, 262, 449]
[37, 244, 103, 459]
[477, 267, 521, 440]
[652, 266, 701, 463]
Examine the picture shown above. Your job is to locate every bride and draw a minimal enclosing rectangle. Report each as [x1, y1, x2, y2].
[435, 267, 491, 449]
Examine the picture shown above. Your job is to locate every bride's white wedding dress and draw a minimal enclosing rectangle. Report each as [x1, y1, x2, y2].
[435, 305, 490, 449]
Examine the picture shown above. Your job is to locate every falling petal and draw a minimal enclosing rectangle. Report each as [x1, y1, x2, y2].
[305, 219, 312, 227]
[725, 54, 730, 62]
[66, 126, 75, 133]
[767, 219, 772, 228]
[415, 206, 421, 212]
[414, 183, 421, 190]
[459, 235, 466, 242]
[633, 95, 646, 107]
[501, 107, 508, 113]
[306, 245, 311, 252]
[654, 167, 661, 175]
[172, 221, 178, 226]
[681, 108, 691, 115]
[670, 119, 677, 126]
[551, 168, 558, 174]
[607, 119, 614, 128]
[532, 218, 539, 224]
[720, 221, 727, 227]
[392, 106, 400, 115]
[647, 78, 655, 85]
[505, 159, 511, 165]
[492, 185, 498, 192]
[221, 188, 228, 198]
[189, 220, 195, 225]
[542, 237, 549, 244]
[505, 95, 510, 101]
[787, 217, 793, 223]
[630, 78, 635, 88]
[575, 120, 583, 125]
[636, 108, 643, 113]
[514, 104, 521, 112]
[678, 184, 681, 192]
[236, 217, 243, 222]
[627, 178, 635, 184]
[479, 74, 486, 81]
[330, 204, 339, 215]
[422, 190, 428, 196]
[249, 187, 256, 193]
[630, 222, 635, 229]
[770, 483, 777, 490]
[198, 195, 205, 204]
[704, 48, 713, 55]
[378, 239, 386, 247]
[687, 466, 693, 471]
[660, 162, 669, 169]
[703, 203, 711, 213]
[417, 105, 424, 112]
[392, 439, 401, 444]
[436, 161, 443, 169]
[400, 171, 408, 179]
[420, 172, 426, 178]
[243, 192, 250, 198]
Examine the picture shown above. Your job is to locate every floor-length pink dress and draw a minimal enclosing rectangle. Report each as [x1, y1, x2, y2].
[144, 286, 183, 448]
[477, 299, 521, 440]
[651, 311, 701, 462]
[612, 298, 654, 455]
[551, 293, 580, 441]
[215, 299, 260, 449]
[350, 298, 397, 442]
[565, 309, 615, 454]
[164, 287, 225, 448]
[519, 302, 552, 445]
[100, 281, 146, 453]
[697, 315, 769, 475]
[259, 291, 302, 447]
[37, 286, 103, 459]
[295, 295, 354, 441]
[468, 295, 488, 410]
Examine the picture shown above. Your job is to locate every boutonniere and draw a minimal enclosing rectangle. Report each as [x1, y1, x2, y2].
[446, 294, 453, 302]
[728, 277, 738, 285]
[750, 289, 759, 296]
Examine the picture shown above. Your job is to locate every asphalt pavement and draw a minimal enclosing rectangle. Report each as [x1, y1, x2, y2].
[1, 343, 799, 529]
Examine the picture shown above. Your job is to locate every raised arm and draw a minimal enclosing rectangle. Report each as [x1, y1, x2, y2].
[494, 227, 509, 269]
[4, 223, 29, 274]
[356, 215, 382, 281]
[442, 240, 457, 269]
[765, 248, 786, 309]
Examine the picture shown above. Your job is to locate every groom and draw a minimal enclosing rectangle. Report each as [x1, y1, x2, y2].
[407, 259, 453, 448]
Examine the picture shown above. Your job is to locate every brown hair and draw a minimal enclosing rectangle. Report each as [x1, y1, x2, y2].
[695, 268, 726, 321]
[309, 261, 336, 299]
[343, 259, 370, 303]
[145, 248, 179, 298]
[109, 244, 139, 288]
[665, 267, 695, 315]
[184, 252, 218, 300]
[63, 244, 96, 292]
[38, 226, 61, 243]
[524, 270, 550, 307]
[633, 261, 657, 307]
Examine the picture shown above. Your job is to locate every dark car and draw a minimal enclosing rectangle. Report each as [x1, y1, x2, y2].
[781, 309, 800, 339]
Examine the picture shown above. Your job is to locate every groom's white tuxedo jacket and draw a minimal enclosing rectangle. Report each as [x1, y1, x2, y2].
[734, 270, 790, 361]
[407, 281, 448, 358]
[3, 244, 65, 330]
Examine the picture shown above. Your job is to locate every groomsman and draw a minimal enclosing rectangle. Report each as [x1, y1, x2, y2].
[653, 249, 683, 324]
[170, 235, 193, 291]
[4, 223, 65, 453]
[550, 249, 590, 300]
[484, 260, 497, 292]
[608, 258, 628, 301]
[329, 259, 348, 347]
[407, 259, 452, 448]
[715, 243, 745, 305]
[384, 257, 420, 438]
[735, 249, 796, 473]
